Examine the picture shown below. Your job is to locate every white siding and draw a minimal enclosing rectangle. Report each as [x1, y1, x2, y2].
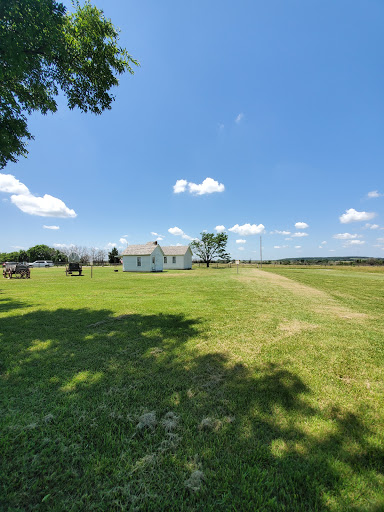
[152, 246, 164, 271]
[123, 246, 164, 272]
[163, 248, 192, 270]
[184, 249, 192, 269]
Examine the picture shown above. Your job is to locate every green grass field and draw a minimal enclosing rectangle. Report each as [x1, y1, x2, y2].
[1, 266, 383, 511]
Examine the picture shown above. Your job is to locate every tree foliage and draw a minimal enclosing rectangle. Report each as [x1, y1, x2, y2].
[0, 0, 139, 168]
[108, 246, 119, 263]
[27, 244, 61, 262]
[190, 232, 230, 267]
[0, 244, 109, 264]
[0, 244, 66, 263]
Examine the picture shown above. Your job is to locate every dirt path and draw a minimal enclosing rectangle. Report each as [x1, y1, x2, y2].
[237, 269, 370, 320]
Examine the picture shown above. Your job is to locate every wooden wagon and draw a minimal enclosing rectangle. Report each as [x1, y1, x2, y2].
[65, 262, 83, 276]
[3, 262, 31, 279]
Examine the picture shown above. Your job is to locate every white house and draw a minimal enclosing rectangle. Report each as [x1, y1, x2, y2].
[162, 245, 193, 270]
[122, 242, 164, 272]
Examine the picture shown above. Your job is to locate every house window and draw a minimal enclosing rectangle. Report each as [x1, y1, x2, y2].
[172, 256, 176, 264]
[137, 257, 141, 267]
[152, 256, 155, 264]
[164, 257, 167, 264]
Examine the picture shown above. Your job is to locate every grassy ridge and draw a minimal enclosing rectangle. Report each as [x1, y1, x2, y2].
[1, 267, 383, 511]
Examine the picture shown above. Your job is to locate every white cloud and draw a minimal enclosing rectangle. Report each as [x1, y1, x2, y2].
[367, 190, 382, 198]
[168, 226, 184, 236]
[173, 177, 225, 195]
[238, 247, 245, 251]
[271, 230, 291, 235]
[274, 245, 288, 249]
[339, 208, 376, 223]
[295, 246, 301, 249]
[54, 243, 74, 249]
[236, 239, 246, 244]
[320, 241, 327, 245]
[343, 240, 365, 246]
[364, 223, 379, 230]
[295, 222, 308, 229]
[119, 238, 128, 245]
[12, 245, 25, 250]
[292, 232, 308, 238]
[43, 225, 60, 230]
[151, 232, 164, 241]
[0, 173, 29, 194]
[106, 242, 117, 249]
[329, 249, 335, 252]
[376, 237, 384, 242]
[235, 113, 244, 123]
[173, 179, 188, 194]
[229, 223, 265, 236]
[168, 226, 194, 241]
[215, 225, 226, 233]
[11, 193, 76, 218]
[285, 237, 292, 241]
[333, 233, 361, 240]
[1, 173, 76, 218]
[188, 177, 225, 195]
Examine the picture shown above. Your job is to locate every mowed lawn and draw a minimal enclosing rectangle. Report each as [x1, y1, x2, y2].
[1, 266, 383, 511]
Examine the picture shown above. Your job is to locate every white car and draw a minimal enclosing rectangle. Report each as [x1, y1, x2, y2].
[28, 260, 54, 268]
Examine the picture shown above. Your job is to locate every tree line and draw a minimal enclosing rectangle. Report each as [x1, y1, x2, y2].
[0, 244, 120, 264]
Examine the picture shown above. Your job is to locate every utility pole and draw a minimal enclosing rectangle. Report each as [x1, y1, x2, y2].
[260, 236, 263, 268]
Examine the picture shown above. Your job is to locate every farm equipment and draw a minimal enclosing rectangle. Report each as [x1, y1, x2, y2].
[3, 262, 31, 279]
[65, 262, 83, 276]
[65, 252, 83, 276]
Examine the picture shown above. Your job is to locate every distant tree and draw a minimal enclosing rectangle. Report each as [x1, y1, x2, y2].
[190, 232, 230, 268]
[0, 0, 139, 168]
[1, 250, 19, 262]
[27, 244, 55, 261]
[51, 249, 67, 263]
[89, 247, 97, 263]
[108, 246, 119, 263]
[79, 246, 90, 264]
[95, 249, 106, 264]
[18, 249, 29, 262]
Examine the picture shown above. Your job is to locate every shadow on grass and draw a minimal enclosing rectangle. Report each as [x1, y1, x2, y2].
[1, 308, 383, 511]
[0, 295, 31, 313]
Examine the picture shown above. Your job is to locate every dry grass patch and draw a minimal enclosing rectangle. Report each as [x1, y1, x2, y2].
[238, 269, 372, 321]
[316, 306, 370, 320]
[278, 319, 319, 336]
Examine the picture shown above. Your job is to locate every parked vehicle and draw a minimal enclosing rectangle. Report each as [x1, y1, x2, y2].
[28, 260, 54, 268]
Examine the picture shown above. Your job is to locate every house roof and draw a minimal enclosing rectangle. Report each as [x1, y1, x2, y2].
[162, 245, 191, 256]
[122, 241, 164, 256]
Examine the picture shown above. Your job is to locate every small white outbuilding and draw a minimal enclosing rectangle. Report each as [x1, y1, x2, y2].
[162, 245, 193, 270]
[122, 241, 164, 272]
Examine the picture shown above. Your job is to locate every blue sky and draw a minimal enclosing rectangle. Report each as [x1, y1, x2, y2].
[1, 0, 384, 259]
